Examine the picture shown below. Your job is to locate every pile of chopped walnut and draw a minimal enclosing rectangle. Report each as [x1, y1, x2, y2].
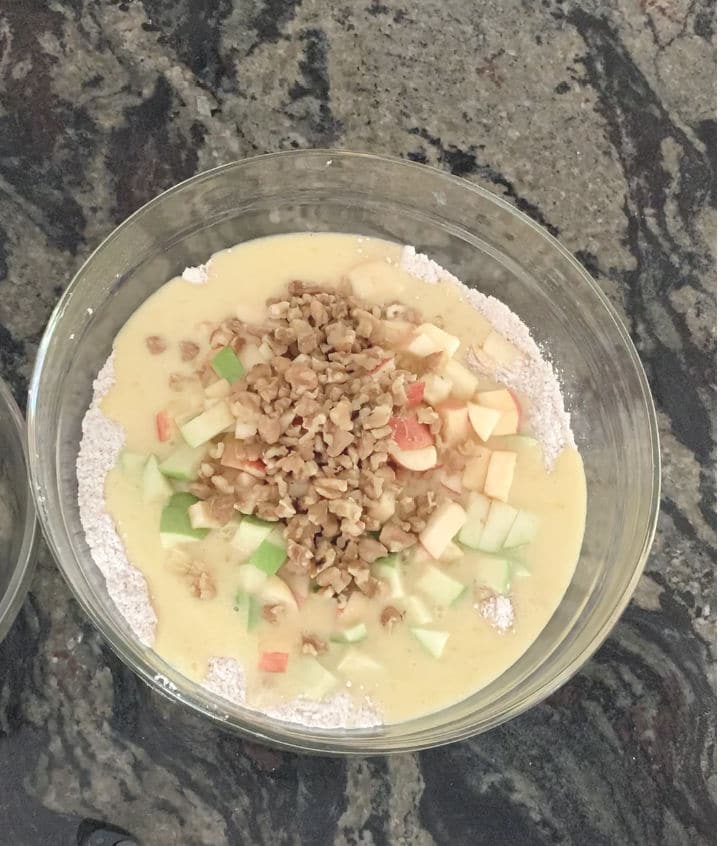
[189, 279, 443, 600]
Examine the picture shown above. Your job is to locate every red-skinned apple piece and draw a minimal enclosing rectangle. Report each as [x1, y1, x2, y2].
[405, 381, 425, 407]
[389, 442, 438, 471]
[155, 411, 172, 442]
[258, 651, 289, 673]
[389, 415, 434, 449]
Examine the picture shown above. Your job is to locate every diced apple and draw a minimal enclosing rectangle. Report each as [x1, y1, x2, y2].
[248, 538, 287, 575]
[331, 622, 368, 643]
[457, 492, 491, 548]
[437, 400, 470, 446]
[475, 388, 520, 436]
[411, 627, 449, 658]
[444, 359, 478, 400]
[473, 554, 511, 594]
[211, 346, 245, 384]
[234, 591, 262, 630]
[476, 501, 518, 552]
[258, 575, 298, 611]
[337, 649, 383, 676]
[417, 565, 466, 605]
[236, 563, 268, 593]
[295, 656, 337, 699]
[423, 373, 452, 406]
[232, 515, 274, 559]
[159, 493, 208, 547]
[204, 378, 231, 399]
[388, 443, 438, 472]
[439, 541, 463, 563]
[181, 402, 234, 448]
[475, 388, 517, 412]
[402, 595, 433, 625]
[155, 410, 172, 442]
[504, 510, 540, 548]
[406, 323, 461, 357]
[461, 448, 492, 492]
[484, 450, 517, 502]
[142, 455, 173, 503]
[418, 501, 467, 559]
[369, 357, 395, 376]
[405, 381, 425, 407]
[188, 500, 224, 530]
[482, 330, 523, 367]
[467, 403, 502, 442]
[389, 416, 434, 450]
[373, 561, 405, 598]
[438, 469, 463, 495]
[159, 443, 206, 481]
[258, 651, 288, 673]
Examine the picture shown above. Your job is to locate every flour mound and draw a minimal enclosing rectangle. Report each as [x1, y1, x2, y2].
[76, 356, 157, 645]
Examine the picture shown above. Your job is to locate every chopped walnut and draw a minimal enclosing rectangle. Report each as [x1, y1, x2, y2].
[146, 335, 167, 354]
[190, 570, 216, 600]
[301, 633, 328, 656]
[380, 606, 404, 629]
[379, 522, 416, 552]
[180, 340, 200, 361]
[262, 604, 285, 623]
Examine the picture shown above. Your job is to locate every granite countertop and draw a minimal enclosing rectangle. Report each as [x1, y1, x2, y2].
[0, 1, 715, 843]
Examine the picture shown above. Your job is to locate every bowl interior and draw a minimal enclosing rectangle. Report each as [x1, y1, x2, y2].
[28, 152, 659, 752]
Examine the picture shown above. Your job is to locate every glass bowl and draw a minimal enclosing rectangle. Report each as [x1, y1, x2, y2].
[0, 377, 37, 643]
[27, 151, 660, 753]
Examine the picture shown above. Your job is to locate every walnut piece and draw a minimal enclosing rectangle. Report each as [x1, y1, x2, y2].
[146, 335, 167, 354]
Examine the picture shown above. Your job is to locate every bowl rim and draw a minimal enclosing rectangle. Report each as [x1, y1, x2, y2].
[0, 377, 37, 644]
[26, 149, 661, 752]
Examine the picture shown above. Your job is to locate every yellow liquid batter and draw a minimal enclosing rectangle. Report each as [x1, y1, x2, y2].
[101, 233, 586, 724]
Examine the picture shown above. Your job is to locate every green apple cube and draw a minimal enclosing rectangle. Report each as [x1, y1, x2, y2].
[234, 590, 261, 630]
[372, 562, 404, 598]
[143, 455, 173, 504]
[180, 402, 234, 448]
[503, 510, 540, 549]
[159, 443, 207, 481]
[476, 501, 518, 552]
[457, 492, 491, 549]
[295, 656, 337, 700]
[232, 516, 275, 560]
[411, 627, 449, 658]
[211, 345, 245, 384]
[120, 450, 146, 476]
[416, 565, 465, 606]
[248, 538, 287, 575]
[236, 563, 268, 593]
[331, 622, 368, 644]
[403, 595, 433, 625]
[474, 554, 511, 594]
[510, 561, 532, 581]
[337, 649, 383, 676]
[159, 493, 209, 547]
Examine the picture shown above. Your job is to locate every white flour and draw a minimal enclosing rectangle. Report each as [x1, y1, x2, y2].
[76, 356, 157, 645]
[400, 246, 575, 466]
[182, 263, 209, 284]
[77, 245, 577, 728]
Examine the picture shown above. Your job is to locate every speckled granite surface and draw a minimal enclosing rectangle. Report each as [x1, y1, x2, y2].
[0, 1, 715, 843]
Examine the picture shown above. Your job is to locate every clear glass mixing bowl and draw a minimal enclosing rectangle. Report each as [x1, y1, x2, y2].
[0, 377, 37, 643]
[27, 151, 660, 753]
